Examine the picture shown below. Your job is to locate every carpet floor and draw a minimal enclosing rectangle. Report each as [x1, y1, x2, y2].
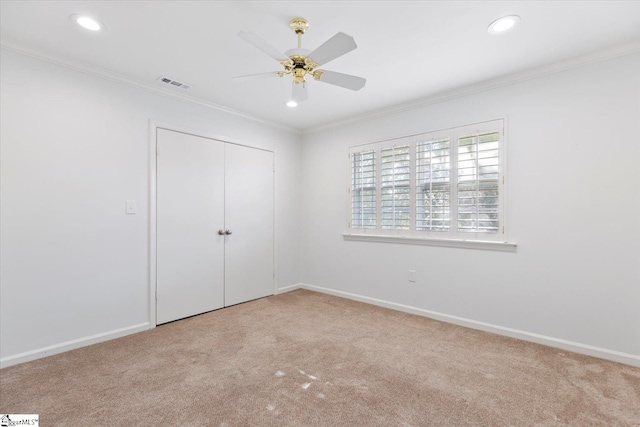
[1, 289, 639, 426]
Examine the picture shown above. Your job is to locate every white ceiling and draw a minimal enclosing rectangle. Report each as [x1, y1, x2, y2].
[2, 1, 640, 132]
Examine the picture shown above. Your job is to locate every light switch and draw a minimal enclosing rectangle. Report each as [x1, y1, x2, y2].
[408, 270, 416, 283]
[126, 200, 137, 215]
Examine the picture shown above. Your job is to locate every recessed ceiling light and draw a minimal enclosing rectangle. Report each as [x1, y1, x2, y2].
[71, 15, 102, 31]
[285, 100, 298, 108]
[488, 15, 520, 35]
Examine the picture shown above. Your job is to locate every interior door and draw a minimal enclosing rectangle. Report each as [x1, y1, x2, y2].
[156, 129, 225, 324]
[224, 143, 274, 306]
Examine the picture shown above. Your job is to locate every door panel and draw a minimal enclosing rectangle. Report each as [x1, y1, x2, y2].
[224, 144, 274, 306]
[156, 129, 225, 324]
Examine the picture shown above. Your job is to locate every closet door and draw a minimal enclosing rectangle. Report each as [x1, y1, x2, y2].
[156, 129, 225, 324]
[224, 144, 274, 306]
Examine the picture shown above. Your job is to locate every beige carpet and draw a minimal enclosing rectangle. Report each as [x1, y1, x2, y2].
[1, 289, 639, 426]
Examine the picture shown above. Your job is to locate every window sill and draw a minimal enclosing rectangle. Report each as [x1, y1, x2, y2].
[342, 233, 517, 252]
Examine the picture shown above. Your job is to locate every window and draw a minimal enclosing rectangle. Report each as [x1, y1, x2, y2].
[457, 129, 501, 234]
[350, 147, 376, 229]
[381, 143, 411, 230]
[416, 135, 451, 232]
[348, 119, 506, 243]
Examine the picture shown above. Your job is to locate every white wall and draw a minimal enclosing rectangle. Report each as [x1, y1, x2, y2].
[0, 49, 302, 363]
[300, 52, 640, 361]
[3, 47, 639, 367]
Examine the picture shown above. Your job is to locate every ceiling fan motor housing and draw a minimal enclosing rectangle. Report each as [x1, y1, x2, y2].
[286, 19, 315, 84]
[284, 49, 319, 84]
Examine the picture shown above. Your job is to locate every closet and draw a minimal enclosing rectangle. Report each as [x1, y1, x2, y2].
[155, 128, 274, 324]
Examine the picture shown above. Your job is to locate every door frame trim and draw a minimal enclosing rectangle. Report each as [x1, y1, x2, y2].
[148, 119, 277, 328]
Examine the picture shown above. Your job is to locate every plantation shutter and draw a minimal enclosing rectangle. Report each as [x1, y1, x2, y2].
[350, 146, 377, 229]
[457, 128, 501, 234]
[381, 142, 411, 230]
[416, 135, 451, 231]
[347, 119, 505, 242]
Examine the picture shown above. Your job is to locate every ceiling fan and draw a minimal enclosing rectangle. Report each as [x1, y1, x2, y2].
[235, 17, 366, 105]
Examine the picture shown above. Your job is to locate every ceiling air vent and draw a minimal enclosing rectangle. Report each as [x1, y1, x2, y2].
[158, 76, 191, 90]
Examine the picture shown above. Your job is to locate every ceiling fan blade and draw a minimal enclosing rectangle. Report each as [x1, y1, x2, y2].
[316, 70, 366, 91]
[292, 82, 308, 103]
[238, 31, 290, 62]
[232, 72, 281, 81]
[308, 32, 357, 66]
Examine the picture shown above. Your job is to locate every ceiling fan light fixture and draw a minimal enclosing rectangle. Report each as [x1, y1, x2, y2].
[71, 14, 102, 31]
[488, 15, 520, 35]
[285, 100, 298, 108]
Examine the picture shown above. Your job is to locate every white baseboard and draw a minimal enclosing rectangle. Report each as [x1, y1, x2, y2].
[5, 286, 638, 369]
[297, 283, 640, 368]
[276, 283, 303, 294]
[0, 322, 150, 369]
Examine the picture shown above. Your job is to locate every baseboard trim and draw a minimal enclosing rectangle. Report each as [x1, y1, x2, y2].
[4, 287, 637, 369]
[0, 322, 150, 369]
[276, 284, 304, 294]
[298, 283, 640, 368]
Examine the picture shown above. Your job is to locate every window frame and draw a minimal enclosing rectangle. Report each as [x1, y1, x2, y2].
[346, 119, 511, 247]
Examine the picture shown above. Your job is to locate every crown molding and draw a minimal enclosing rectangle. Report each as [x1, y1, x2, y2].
[0, 40, 302, 136]
[304, 41, 640, 136]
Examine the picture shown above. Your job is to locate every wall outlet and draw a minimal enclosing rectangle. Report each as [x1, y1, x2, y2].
[408, 270, 416, 283]
[126, 200, 137, 215]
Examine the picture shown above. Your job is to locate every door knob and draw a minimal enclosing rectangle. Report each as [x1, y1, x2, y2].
[218, 230, 225, 235]
[224, 230, 232, 235]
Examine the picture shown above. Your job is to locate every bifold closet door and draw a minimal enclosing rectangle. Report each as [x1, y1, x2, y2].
[156, 129, 225, 324]
[224, 143, 274, 306]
